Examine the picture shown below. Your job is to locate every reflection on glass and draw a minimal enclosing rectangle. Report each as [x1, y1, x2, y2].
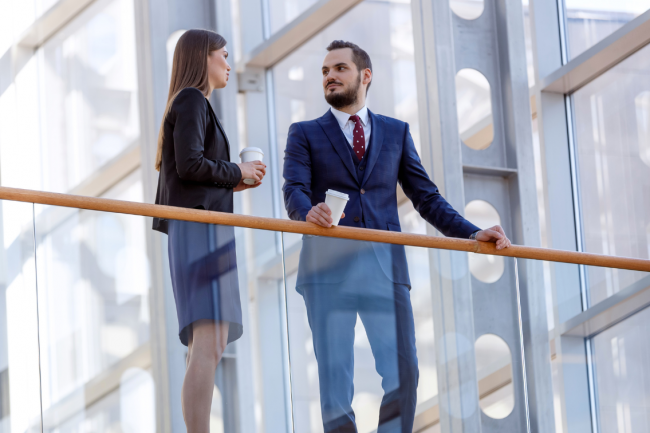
[572, 43, 650, 305]
[273, 0, 420, 249]
[38, 0, 140, 193]
[0, 200, 41, 432]
[268, 0, 319, 34]
[284, 235, 421, 432]
[34, 171, 151, 428]
[564, 0, 650, 60]
[593, 305, 650, 432]
[456, 68, 493, 150]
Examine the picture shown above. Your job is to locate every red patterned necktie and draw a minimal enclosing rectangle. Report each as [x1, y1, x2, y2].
[349, 115, 366, 161]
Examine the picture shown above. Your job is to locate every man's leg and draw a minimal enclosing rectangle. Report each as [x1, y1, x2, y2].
[359, 283, 419, 433]
[302, 283, 359, 433]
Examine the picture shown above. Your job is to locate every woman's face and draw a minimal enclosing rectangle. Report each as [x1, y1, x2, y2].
[207, 46, 231, 90]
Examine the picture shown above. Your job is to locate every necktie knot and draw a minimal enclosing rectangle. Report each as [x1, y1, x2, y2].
[349, 115, 360, 124]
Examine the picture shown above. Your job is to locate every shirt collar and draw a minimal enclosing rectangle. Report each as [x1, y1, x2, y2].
[330, 105, 369, 129]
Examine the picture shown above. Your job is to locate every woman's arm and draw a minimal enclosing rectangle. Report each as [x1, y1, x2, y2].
[172, 88, 242, 185]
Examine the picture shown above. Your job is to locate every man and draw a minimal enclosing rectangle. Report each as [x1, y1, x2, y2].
[283, 40, 510, 432]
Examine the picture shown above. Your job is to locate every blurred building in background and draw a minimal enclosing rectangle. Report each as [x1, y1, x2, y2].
[0, 0, 649, 432]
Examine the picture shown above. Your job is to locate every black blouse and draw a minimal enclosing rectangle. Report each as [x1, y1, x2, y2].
[153, 87, 242, 234]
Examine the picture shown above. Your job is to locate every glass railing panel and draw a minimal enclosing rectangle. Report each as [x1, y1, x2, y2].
[158, 218, 291, 433]
[0, 200, 41, 432]
[535, 259, 650, 433]
[282, 232, 528, 432]
[31, 203, 295, 432]
[33, 203, 153, 431]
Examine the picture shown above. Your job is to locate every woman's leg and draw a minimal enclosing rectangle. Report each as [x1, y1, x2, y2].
[182, 319, 230, 433]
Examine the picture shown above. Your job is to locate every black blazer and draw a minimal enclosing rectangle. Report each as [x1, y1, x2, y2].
[153, 87, 242, 234]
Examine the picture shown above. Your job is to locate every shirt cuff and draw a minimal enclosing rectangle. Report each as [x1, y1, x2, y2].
[469, 230, 480, 240]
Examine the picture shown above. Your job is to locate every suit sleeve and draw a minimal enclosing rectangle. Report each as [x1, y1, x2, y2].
[398, 123, 481, 238]
[171, 88, 242, 185]
[282, 123, 313, 221]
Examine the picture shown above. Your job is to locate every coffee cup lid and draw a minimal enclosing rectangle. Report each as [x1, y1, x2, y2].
[239, 147, 265, 157]
[326, 189, 349, 201]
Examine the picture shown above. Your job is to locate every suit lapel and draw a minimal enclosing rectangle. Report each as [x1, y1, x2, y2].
[316, 110, 359, 184]
[362, 111, 383, 187]
[207, 101, 231, 160]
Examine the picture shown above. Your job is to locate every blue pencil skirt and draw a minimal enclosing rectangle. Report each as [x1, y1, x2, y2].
[167, 219, 243, 346]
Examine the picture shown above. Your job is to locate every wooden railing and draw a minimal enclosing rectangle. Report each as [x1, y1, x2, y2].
[1, 186, 649, 272]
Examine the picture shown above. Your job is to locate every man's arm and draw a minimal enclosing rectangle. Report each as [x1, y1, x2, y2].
[398, 123, 511, 249]
[283, 123, 314, 221]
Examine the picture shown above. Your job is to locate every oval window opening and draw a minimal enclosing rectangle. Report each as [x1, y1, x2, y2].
[450, 0, 485, 21]
[475, 334, 514, 419]
[456, 68, 494, 150]
[465, 200, 504, 283]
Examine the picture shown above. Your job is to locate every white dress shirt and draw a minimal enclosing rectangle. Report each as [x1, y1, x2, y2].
[330, 106, 371, 150]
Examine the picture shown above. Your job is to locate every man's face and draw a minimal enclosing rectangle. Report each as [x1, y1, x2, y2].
[322, 48, 363, 109]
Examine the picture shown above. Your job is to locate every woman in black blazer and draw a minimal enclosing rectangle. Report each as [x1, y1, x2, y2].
[152, 29, 265, 432]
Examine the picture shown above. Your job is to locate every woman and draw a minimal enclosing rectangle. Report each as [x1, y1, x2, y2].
[152, 29, 265, 432]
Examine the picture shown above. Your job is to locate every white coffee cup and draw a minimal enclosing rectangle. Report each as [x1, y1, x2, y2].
[325, 189, 349, 226]
[239, 147, 265, 185]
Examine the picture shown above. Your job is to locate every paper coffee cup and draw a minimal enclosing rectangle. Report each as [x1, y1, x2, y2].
[325, 189, 349, 226]
[239, 147, 265, 185]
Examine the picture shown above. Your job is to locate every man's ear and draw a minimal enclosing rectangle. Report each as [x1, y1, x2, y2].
[363, 69, 372, 85]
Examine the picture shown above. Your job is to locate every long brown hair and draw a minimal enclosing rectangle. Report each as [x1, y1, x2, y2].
[155, 29, 227, 171]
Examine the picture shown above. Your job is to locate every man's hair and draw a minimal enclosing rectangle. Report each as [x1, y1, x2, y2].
[326, 40, 372, 93]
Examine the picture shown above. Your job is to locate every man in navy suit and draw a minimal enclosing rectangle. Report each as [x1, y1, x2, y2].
[283, 40, 511, 432]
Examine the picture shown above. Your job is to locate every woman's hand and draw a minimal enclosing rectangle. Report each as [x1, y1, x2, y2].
[233, 179, 262, 192]
[237, 161, 266, 183]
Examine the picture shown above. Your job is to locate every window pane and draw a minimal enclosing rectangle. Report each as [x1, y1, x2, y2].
[593, 306, 650, 432]
[572, 43, 650, 305]
[268, 0, 319, 35]
[38, 0, 140, 193]
[273, 0, 421, 230]
[564, 0, 650, 60]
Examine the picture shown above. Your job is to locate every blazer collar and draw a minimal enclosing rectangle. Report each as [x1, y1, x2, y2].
[361, 110, 383, 187]
[316, 110, 359, 184]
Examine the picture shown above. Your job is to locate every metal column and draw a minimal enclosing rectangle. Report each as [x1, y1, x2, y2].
[412, 0, 554, 431]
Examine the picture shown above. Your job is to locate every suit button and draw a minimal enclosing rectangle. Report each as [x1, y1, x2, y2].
[360, 166, 364, 170]
[354, 217, 360, 222]
[360, 189, 365, 194]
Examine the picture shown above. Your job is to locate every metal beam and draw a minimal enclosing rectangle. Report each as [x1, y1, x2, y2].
[17, 0, 98, 48]
[558, 275, 650, 338]
[244, 0, 363, 68]
[540, 8, 650, 94]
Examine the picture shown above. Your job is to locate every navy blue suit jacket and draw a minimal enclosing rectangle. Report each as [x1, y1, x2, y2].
[283, 110, 480, 288]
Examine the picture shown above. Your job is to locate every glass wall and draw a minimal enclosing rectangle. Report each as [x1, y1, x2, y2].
[564, 0, 650, 60]
[37, 0, 140, 193]
[572, 43, 650, 306]
[593, 305, 650, 432]
[272, 0, 420, 232]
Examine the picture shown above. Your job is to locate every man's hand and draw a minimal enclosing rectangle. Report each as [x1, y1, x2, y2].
[233, 179, 262, 192]
[475, 225, 511, 250]
[306, 203, 345, 228]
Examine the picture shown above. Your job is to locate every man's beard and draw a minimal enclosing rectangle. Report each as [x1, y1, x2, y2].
[325, 74, 361, 109]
